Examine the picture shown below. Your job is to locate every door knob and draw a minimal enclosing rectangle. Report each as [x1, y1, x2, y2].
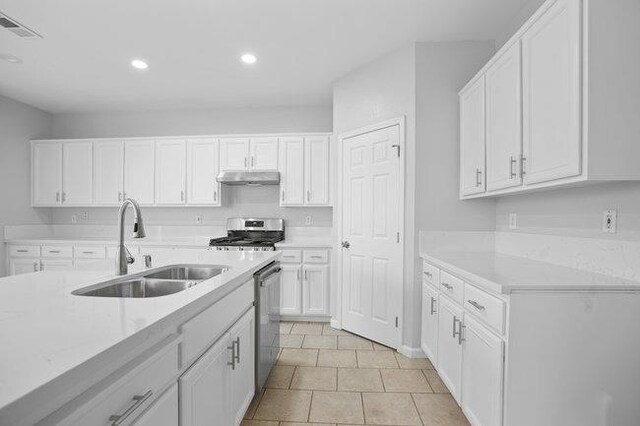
[341, 241, 350, 249]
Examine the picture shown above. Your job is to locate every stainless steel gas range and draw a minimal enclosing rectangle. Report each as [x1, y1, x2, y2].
[209, 218, 284, 251]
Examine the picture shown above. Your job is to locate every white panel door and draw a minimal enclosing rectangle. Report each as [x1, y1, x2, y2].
[155, 139, 186, 205]
[132, 384, 178, 426]
[303, 264, 329, 316]
[32, 142, 62, 206]
[62, 141, 93, 205]
[460, 76, 486, 196]
[279, 137, 305, 206]
[220, 138, 250, 170]
[522, 0, 581, 185]
[250, 137, 278, 170]
[462, 316, 504, 426]
[9, 258, 40, 275]
[341, 125, 402, 348]
[180, 332, 232, 426]
[93, 141, 124, 205]
[229, 308, 255, 426]
[124, 140, 155, 205]
[304, 136, 330, 205]
[486, 42, 523, 192]
[421, 284, 439, 364]
[280, 264, 302, 315]
[187, 138, 220, 206]
[437, 296, 464, 403]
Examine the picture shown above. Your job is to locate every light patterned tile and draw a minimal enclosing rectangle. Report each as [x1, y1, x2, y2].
[412, 393, 470, 425]
[277, 348, 319, 367]
[381, 369, 433, 393]
[244, 389, 264, 419]
[395, 352, 434, 369]
[338, 368, 384, 392]
[356, 350, 399, 368]
[372, 342, 393, 351]
[302, 335, 338, 349]
[290, 367, 337, 391]
[291, 322, 324, 335]
[338, 335, 373, 350]
[362, 393, 421, 425]
[280, 322, 294, 334]
[240, 421, 278, 426]
[423, 369, 450, 394]
[265, 365, 295, 389]
[253, 389, 312, 422]
[308, 391, 364, 424]
[317, 349, 358, 368]
[322, 324, 351, 336]
[281, 334, 305, 348]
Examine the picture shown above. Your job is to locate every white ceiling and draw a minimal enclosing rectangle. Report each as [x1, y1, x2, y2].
[0, 0, 528, 114]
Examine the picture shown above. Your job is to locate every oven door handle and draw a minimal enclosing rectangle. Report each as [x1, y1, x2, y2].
[259, 266, 282, 287]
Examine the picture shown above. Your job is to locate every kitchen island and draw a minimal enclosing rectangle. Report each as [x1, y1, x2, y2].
[0, 250, 278, 426]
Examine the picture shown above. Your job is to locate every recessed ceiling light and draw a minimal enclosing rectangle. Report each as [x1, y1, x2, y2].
[131, 59, 148, 70]
[0, 53, 23, 64]
[241, 53, 257, 64]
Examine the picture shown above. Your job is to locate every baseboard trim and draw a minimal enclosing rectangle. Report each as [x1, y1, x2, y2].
[399, 345, 426, 359]
[330, 318, 341, 329]
[280, 315, 330, 323]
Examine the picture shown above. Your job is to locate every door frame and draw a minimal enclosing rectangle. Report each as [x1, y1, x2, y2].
[332, 116, 406, 348]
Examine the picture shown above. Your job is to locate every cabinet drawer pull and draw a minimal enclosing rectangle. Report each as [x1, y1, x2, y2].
[468, 300, 485, 311]
[423, 271, 432, 278]
[108, 390, 152, 426]
[283, 255, 295, 258]
[16, 249, 28, 253]
[82, 251, 95, 254]
[48, 250, 61, 254]
[442, 282, 453, 290]
[310, 255, 322, 259]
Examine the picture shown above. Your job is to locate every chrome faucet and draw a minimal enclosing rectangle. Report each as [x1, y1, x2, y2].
[116, 198, 146, 275]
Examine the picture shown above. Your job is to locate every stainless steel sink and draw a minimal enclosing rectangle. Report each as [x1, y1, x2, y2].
[143, 265, 227, 281]
[72, 264, 229, 298]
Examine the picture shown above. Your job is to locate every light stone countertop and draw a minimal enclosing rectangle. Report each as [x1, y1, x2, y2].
[420, 250, 640, 295]
[275, 238, 333, 248]
[0, 251, 278, 423]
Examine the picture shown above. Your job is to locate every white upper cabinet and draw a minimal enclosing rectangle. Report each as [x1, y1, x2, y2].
[522, 0, 581, 185]
[93, 141, 124, 205]
[220, 137, 250, 171]
[486, 42, 523, 192]
[32, 142, 63, 206]
[187, 138, 220, 206]
[124, 139, 155, 205]
[250, 137, 278, 170]
[279, 137, 305, 206]
[155, 139, 186, 205]
[304, 136, 330, 205]
[62, 141, 93, 205]
[459, 76, 486, 197]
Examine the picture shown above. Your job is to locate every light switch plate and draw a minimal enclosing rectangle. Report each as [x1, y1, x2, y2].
[508, 213, 517, 229]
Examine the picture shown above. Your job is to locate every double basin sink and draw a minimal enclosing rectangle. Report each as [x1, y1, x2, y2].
[72, 265, 229, 298]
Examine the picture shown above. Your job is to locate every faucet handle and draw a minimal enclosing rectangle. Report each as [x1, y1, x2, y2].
[125, 246, 135, 265]
[144, 255, 152, 269]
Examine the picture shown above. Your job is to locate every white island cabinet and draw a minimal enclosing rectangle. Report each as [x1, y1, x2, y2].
[420, 253, 640, 426]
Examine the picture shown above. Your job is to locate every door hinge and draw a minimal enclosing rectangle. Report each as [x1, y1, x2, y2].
[395, 317, 399, 328]
[392, 144, 400, 157]
[396, 232, 400, 243]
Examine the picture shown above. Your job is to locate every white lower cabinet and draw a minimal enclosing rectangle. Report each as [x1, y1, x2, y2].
[180, 307, 255, 426]
[132, 384, 178, 426]
[420, 283, 439, 363]
[280, 264, 302, 315]
[9, 258, 40, 275]
[461, 316, 504, 426]
[436, 296, 464, 403]
[278, 248, 330, 318]
[302, 265, 329, 316]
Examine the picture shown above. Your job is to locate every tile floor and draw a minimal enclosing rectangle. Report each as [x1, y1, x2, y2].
[242, 321, 470, 426]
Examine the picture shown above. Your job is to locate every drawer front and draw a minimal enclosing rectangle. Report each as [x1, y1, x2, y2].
[439, 271, 464, 305]
[422, 261, 439, 288]
[279, 249, 302, 263]
[180, 280, 254, 367]
[68, 338, 179, 426]
[464, 283, 506, 334]
[75, 246, 107, 259]
[9, 245, 40, 258]
[41, 245, 73, 258]
[303, 249, 329, 264]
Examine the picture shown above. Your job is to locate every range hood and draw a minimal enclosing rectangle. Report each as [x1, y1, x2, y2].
[216, 171, 280, 186]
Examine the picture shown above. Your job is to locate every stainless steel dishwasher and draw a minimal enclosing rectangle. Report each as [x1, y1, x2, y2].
[254, 261, 281, 392]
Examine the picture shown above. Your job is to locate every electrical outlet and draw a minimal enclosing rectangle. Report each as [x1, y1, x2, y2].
[71, 215, 78, 224]
[195, 215, 203, 225]
[508, 213, 517, 229]
[602, 209, 617, 233]
[305, 216, 312, 226]
[80, 211, 88, 221]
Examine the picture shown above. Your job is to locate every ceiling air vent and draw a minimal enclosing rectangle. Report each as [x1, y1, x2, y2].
[0, 13, 42, 38]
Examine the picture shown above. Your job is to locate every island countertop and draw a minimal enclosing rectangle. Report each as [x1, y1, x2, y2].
[0, 250, 278, 423]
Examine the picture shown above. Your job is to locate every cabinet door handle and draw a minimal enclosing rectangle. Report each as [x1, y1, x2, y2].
[521, 155, 527, 176]
[33, 262, 39, 272]
[108, 390, 153, 426]
[468, 300, 485, 311]
[61, 192, 66, 202]
[475, 169, 482, 187]
[307, 190, 311, 202]
[509, 156, 517, 179]
[282, 191, 285, 202]
[234, 337, 240, 363]
[452, 316, 460, 338]
[430, 297, 436, 315]
[459, 323, 466, 345]
[251, 156, 255, 168]
[227, 343, 236, 370]
[118, 192, 122, 202]
[56, 192, 60, 202]
[297, 269, 300, 280]
[244, 157, 248, 168]
[304, 269, 308, 280]
[180, 190, 185, 202]
[213, 190, 217, 202]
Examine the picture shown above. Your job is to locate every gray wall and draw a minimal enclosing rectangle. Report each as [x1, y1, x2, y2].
[50, 105, 334, 227]
[0, 95, 53, 276]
